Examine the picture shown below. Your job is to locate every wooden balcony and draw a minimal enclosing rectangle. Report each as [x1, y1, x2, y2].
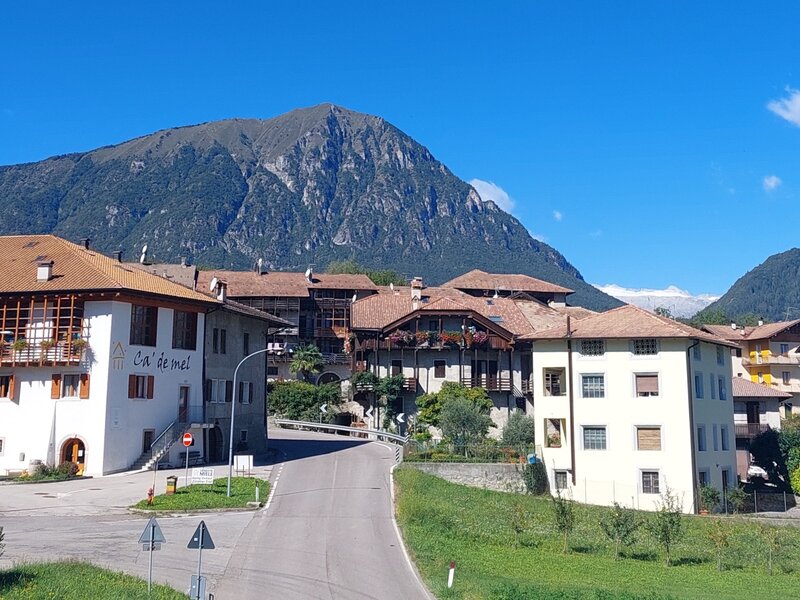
[0, 340, 86, 367]
[521, 378, 534, 394]
[735, 423, 770, 438]
[314, 326, 349, 339]
[403, 377, 417, 392]
[461, 376, 512, 392]
[360, 333, 511, 352]
[268, 352, 350, 365]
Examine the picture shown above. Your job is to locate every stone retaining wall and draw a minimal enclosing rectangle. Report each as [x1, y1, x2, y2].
[405, 462, 525, 493]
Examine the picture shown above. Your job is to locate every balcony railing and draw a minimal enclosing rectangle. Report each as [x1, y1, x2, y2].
[521, 378, 534, 394]
[360, 333, 511, 352]
[741, 354, 800, 367]
[735, 423, 770, 438]
[403, 377, 417, 391]
[0, 339, 87, 367]
[461, 376, 513, 392]
[268, 352, 350, 365]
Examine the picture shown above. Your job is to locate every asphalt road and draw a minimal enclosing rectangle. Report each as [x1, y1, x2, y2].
[0, 429, 432, 600]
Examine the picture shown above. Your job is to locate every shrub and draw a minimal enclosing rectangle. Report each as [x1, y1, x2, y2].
[501, 411, 536, 451]
[269, 381, 341, 421]
[439, 397, 494, 454]
[707, 519, 731, 572]
[599, 503, 640, 559]
[726, 485, 748, 514]
[520, 461, 548, 495]
[550, 491, 576, 553]
[645, 488, 684, 566]
[699, 484, 721, 512]
[760, 524, 784, 575]
[415, 382, 493, 427]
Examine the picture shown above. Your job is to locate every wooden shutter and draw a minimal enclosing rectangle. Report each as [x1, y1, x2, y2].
[204, 379, 212, 403]
[146, 375, 155, 399]
[79, 374, 90, 399]
[149, 307, 159, 346]
[7, 375, 15, 400]
[637, 427, 661, 451]
[249, 383, 254, 404]
[238, 381, 244, 403]
[636, 375, 659, 395]
[128, 374, 136, 398]
[51, 374, 62, 399]
[220, 329, 227, 354]
[225, 380, 233, 402]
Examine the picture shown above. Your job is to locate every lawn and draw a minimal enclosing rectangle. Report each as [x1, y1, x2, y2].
[0, 562, 184, 599]
[133, 477, 268, 511]
[394, 468, 800, 600]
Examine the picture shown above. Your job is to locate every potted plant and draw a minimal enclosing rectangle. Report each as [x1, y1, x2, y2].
[11, 338, 29, 352]
[39, 339, 56, 351]
[71, 338, 89, 355]
[463, 330, 474, 348]
[547, 434, 562, 448]
[699, 484, 721, 515]
[472, 331, 490, 346]
[415, 330, 430, 346]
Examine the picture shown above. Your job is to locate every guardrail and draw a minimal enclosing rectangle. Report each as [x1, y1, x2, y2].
[274, 418, 409, 446]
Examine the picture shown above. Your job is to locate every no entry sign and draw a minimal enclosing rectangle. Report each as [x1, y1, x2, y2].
[182, 432, 193, 447]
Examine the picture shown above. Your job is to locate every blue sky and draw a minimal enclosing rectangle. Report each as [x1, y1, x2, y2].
[2, 2, 799, 296]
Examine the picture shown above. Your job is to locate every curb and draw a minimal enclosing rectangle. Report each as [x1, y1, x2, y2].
[0, 475, 93, 486]
[128, 504, 262, 516]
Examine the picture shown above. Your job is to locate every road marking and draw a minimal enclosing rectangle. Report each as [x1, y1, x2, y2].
[264, 462, 284, 511]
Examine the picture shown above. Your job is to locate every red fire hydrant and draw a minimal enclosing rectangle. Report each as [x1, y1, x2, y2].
[146, 487, 154, 506]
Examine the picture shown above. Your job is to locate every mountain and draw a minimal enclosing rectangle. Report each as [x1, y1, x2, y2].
[696, 248, 800, 322]
[594, 284, 718, 318]
[0, 104, 620, 311]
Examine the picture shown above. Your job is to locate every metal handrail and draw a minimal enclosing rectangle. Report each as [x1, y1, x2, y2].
[274, 418, 409, 445]
[150, 420, 176, 451]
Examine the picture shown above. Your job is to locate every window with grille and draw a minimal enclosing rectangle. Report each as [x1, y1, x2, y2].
[635, 374, 659, 397]
[633, 338, 658, 355]
[642, 471, 660, 494]
[636, 427, 661, 451]
[555, 471, 568, 490]
[580, 339, 605, 356]
[130, 305, 158, 346]
[172, 311, 197, 350]
[582, 426, 607, 450]
[581, 374, 605, 398]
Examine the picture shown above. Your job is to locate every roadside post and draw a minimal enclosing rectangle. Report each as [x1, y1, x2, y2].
[447, 560, 456, 588]
[183, 432, 193, 488]
[320, 402, 327, 423]
[138, 516, 166, 595]
[187, 520, 215, 600]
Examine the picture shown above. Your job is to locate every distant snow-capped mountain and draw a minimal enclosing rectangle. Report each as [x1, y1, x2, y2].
[593, 284, 719, 318]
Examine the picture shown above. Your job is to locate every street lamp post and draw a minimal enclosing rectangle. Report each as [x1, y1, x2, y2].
[228, 347, 271, 497]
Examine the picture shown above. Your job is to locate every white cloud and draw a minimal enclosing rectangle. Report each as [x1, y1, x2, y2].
[553, 210, 563, 222]
[767, 88, 800, 126]
[763, 175, 782, 191]
[469, 179, 514, 213]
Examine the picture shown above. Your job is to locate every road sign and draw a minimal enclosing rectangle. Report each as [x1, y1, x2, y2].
[187, 520, 215, 550]
[182, 432, 193, 447]
[320, 403, 328, 414]
[365, 407, 374, 419]
[138, 517, 166, 544]
[191, 467, 214, 485]
[396, 412, 405, 423]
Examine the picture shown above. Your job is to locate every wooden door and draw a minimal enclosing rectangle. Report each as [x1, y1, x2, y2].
[142, 430, 154, 453]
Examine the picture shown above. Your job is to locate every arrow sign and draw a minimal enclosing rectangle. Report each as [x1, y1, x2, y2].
[138, 517, 166, 544]
[365, 406, 374, 419]
[320, 403, 328, 414]
[396, 413, 405, 424]
[187, 520, 215, 550]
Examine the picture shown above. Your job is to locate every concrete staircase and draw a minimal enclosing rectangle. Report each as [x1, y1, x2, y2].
[130, 420, 190, 471]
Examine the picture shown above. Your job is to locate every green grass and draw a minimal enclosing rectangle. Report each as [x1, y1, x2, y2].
[0, 561, 184, 599]
[394, 468, 800, 600]
[133, 477, 268, 511]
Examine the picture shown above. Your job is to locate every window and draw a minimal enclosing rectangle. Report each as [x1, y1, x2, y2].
[243, 332, 250, 356]
[267, 366, 279, 377]
[583, 426, 607, 450]
[635, 374, 659, 397]
[130, 305, 158, 346]
[434, 360, 446, 378]
[693, 345, 702, 361]
[641, 471, 660, 494]
[391, 359, 402, 377]
[240, 429, 248, 443]
[545, 419, 563, 447]
[783, 371, 791, 385]
[780, 343, 789, 355]
[697, 425, 707, 451]
[581, 374, 605, 398]
[716, 346, 725, 366]
[212, 328, 219, 353]
[0, 375, 14, 399]
[428, 320, 438, 332]
[208, 379, 231, 403]
[756, 344, 763, 364]
[712, 424, 719, 451]
[722, 468, 732, 490]
[580, 339, 605, 356]
[633, 338, 658, 355]
[718, 377, 727, 401]
[0, 437, 4, 456]
[694, 373, 704, 399]
[544, 368, 566, 396]
[128, 374, 154, 399]
[172, 311, 197, 350]
[721, 426, 729, 451]
[555, 470, 568, 490]
[709, 374, 716, 399]
[636, 427, 662, 451]
[62, 374, 80, 398]
[698, 470, 709, 487]
[238, 381, 253, 404]
[220, 329, 227, 354]
[757, 371, 764, 383]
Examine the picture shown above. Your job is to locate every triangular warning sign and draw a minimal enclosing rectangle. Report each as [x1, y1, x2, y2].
[187, 520, 215, 550]
[138, 517, 166, 544]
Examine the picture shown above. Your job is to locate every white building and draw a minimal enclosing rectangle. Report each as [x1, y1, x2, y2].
[0, 235, 220, 476]
[524, 305, 738, 513]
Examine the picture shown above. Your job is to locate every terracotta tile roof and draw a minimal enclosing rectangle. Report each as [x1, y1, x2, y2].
[351, 293, 415, 329]
[441, 269, 573, 294]
[197, 270, 376, 298]
[129, 262, 198, 289]
[732, 377, 792, 399]
[0, 235, 217, 305]
[704, 321, 800, 342]
[552, 305, 597, 320]
[522, 304, 738, 347]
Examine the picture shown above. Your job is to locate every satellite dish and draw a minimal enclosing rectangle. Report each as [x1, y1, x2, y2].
[209, 277, 219, 292]
[139, 244, 148, 264]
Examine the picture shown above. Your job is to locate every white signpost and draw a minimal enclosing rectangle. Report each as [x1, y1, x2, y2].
[191, 467, 214, 485]
[138, 517, 166, 594]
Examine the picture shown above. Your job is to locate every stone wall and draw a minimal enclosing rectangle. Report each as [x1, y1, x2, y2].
[405, 462, 525, 493]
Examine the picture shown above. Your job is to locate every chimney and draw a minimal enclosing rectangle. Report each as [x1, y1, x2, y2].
[79, 238, 90, 250]
[730, 322, 736, 330]
[758, 319, 764, 327]
[180, 256, 187, 268]
[215, 280, 228, 302]
[411, 276, 423, 301]
[112, 250, 123, 262]
[305, 266, 313, 283]
[36, 260, 54, 282]
[566, 315, 572, 337]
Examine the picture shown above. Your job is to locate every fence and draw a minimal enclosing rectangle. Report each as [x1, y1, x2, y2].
[274, 418, 408, 448]
[404, 440, 534, 464]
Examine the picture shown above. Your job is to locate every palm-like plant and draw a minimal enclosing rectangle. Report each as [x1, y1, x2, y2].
[290, 344, 325, 382]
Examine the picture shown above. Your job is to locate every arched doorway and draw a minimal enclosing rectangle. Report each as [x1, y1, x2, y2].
[317, 372, 341, 385]
[208, 426, 224, 463]
[60, 438, 86, 475]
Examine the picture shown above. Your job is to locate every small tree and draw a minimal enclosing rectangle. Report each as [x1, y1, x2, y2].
[551, 491, 576, 554]
[501, 412, 536, 451]
[760, 524, 783, 576]
[699, 485, 721, 513]
[520, 461, 548, 495]
[289, 344, 325, 382]
[726, 486, 747, 514]
[509, 498, 529, 548]
[707, 519, 731, 572]
[645, 488, 684, 566]
[599, 503, 640, 559]
[415, 382, 492, 427]
[439, 397, 493, 455]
